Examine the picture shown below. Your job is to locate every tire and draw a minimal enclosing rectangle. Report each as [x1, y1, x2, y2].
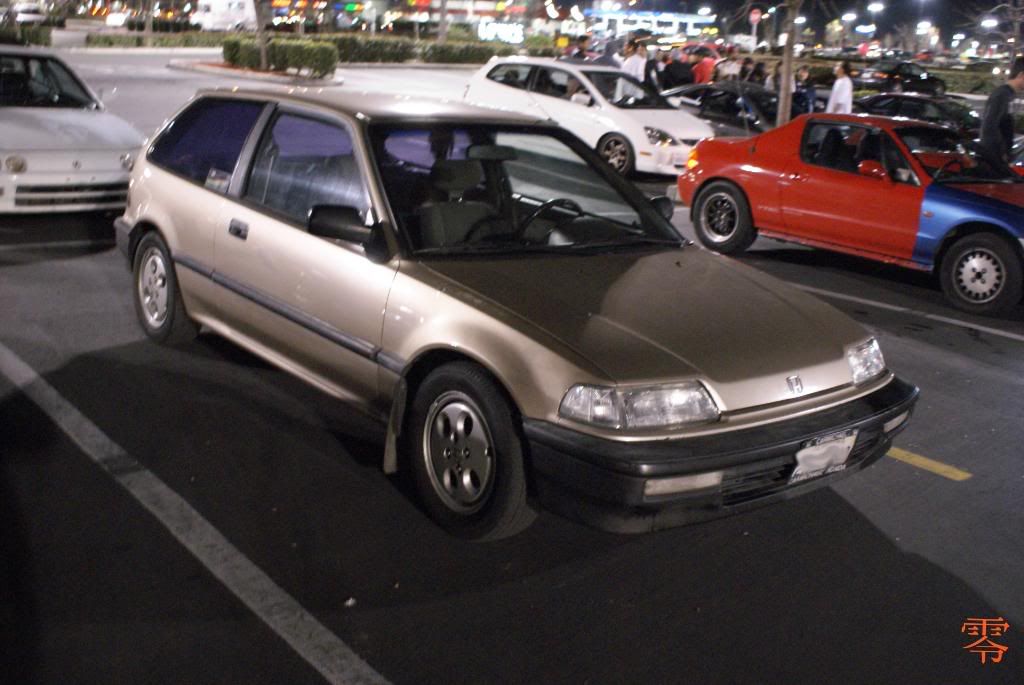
[939, 233, 1023, 316]
[132, 231, 198, 344]
[597, 133, 634, 176]
[405, 362, 535, 540]
[692, 181, 757, 254]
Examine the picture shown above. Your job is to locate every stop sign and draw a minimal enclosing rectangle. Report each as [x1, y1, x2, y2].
[749, 8, 762, 25]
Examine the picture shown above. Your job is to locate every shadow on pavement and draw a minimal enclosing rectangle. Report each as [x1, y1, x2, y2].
[2, 338, 1022, 684]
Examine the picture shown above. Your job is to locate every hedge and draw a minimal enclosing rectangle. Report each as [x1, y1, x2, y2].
[224, 38, 338, 78]
[330, 34, 415, 63]
[86, 31, 226, 47]
[421, 41, 516, 64]
[0, 24, 51, 46]
[124, 17, 200, 32]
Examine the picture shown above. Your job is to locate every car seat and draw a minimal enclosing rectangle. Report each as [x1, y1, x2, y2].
[417, 160, 500, 247]
[0, 71, 30, 106]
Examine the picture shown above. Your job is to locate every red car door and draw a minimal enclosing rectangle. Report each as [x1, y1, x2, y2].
[780, 121, 923, 261]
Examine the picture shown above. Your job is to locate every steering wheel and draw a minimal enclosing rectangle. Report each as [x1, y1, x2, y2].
[932, 157, 962, 182]
[462, 213, 511, 244]
[519, 198, 585, 234]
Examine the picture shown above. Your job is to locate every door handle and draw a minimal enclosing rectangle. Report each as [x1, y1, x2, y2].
[228, 219, 248, 240]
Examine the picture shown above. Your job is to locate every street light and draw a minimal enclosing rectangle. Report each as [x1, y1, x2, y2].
[794, 16, 806, 25]
[867, 2, 884, 13]
[981, 18, 999, 29]
[842, 12, 856, 22]
[697, 6, 712, 16]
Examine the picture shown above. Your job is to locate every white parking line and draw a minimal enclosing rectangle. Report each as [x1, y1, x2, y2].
[795, 284, 1024, 344]
[0, 342, 389, 685]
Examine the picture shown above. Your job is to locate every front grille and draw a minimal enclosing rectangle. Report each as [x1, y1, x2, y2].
[15, 182, 128, 207]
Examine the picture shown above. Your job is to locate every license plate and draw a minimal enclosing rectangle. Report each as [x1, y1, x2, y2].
[789, 429, 858, 484]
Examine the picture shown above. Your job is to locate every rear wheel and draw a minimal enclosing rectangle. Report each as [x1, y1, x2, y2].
[939, 233, 1023, 316]
[132, 231, 197, 344]
[597, 133, 634, 176]
[405, 362, 535, 540]
[692, 181, 756, 254]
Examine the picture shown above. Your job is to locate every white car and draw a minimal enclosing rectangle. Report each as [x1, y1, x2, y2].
[11, 2, 45, 24]
[0, 47, 143, 213]
[464, 56, 714, 176]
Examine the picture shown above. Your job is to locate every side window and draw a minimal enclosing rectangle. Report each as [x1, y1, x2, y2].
[149, 98, 264, 191]
[486, 64, 532, 90]
[868, 96, 899, 115]
[533, 68, 584, 100]
[801, 122, 858, 173]
[702, 91, 741, 117]
[244, 113, 368, 225]
[880, 135, 917, 185]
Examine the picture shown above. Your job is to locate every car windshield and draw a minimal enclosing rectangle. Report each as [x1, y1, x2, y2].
[369, 123, 680, 256]
[0, 55, 96, 108]
[582, 70, 673, 109]
[939, 98, 981, 127]
[896, 126, 1018, 183]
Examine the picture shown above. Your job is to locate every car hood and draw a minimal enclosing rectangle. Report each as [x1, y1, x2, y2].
[631, 107, 714, 140]
[425, 248, 867, 412]
[949, 182, 1024, 211]
[0, 108, 144, 151]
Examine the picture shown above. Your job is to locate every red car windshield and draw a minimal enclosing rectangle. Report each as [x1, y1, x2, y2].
[896, 126, 1019, 183]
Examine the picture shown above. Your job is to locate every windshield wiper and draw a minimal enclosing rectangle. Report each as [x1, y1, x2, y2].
[564, 235, 685, 251]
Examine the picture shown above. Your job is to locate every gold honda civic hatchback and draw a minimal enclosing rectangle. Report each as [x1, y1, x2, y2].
[116, 88, 918, 539]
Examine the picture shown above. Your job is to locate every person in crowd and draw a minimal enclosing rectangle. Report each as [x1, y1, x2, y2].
[622, 40, 647, 83]
[644, 44, 662, 90]
[662, 48, 694, 88]
[980, 56, 1024, 162]
[766, 61, 796, 93]
[826, 60, 853, 113]
[714, 46, 742, 81]
[795, 64, 816, 113]
[569, 34, 591, 59]
[691, 49, 715, 84]
[739, 57, 755, 81]
[749, 62, 767, 85]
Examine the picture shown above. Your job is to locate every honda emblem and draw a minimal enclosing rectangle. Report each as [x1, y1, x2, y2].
[786, 375, 804, 395]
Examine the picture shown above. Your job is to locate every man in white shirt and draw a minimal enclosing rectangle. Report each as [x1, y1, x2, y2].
[826, 60, 853, 113]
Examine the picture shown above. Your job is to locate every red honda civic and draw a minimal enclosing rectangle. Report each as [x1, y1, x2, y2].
[678, 113, 1024, 316]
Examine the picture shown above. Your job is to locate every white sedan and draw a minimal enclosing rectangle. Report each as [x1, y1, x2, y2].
[0, 47, 143, 213]
[464, 56, 713, 176]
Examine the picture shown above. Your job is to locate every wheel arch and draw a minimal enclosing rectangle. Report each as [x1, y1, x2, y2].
[933, 221, 1024, 273]
[382, 347, 525, 475]
[127, 219, 164, 261]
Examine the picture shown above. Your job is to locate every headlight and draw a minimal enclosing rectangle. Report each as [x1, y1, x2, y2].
[4, 155, 27, 173]
[559, 382, 720, 430]
[644, 127, 679, 147]
[846, 338, 886, 385]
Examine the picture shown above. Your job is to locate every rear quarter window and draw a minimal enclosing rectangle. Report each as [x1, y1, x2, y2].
[148, 97, 264, 189]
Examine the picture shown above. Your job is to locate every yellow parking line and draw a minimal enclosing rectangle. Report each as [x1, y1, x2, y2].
[887, 448, 973, 481]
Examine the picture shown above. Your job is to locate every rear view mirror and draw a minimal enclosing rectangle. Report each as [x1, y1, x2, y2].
[857, 160, 889, 181]
[651, 195, 675, 221]
[309, 205, 373, 244]
[570, 92, 593, 107]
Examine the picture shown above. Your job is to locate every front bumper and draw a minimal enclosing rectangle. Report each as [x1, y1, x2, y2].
[0, 170, 129, 214]
[635, 143, 691, 176]
[525, 376, 919, 533]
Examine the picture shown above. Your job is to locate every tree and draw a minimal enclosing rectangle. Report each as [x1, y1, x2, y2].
[961, 0, 1024, 60]
[776, 0, 804, 127]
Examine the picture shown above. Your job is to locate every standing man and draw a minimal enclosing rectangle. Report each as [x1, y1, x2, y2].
[622, 40, 647, 83]
[569, 35, 591, 59]
[796, 65, 816, 113]
[981, 57, 1024, 163]
[691, 49, 715, 84]
[826, 60, 853, 114]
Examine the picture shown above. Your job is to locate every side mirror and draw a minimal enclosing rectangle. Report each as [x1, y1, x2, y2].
[651, 195, 675, 221]
[570, 92, 593, 107]
[858, 160, 889, 181]
[308, 205, 374, 244]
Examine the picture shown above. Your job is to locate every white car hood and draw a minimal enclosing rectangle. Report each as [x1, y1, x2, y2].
[631, 107, 713, 141]
[0, 108, 144, 152]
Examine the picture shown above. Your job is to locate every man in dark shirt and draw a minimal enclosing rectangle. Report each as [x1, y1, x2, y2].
[980, 57, 1024, 162]
[662, 49, 693, 88]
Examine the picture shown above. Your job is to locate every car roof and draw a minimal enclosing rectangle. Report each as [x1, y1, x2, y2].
[203, 87, 548, 125]
[487, 55, 622, 74]
[804, 112, 948, 132]
[0, 45, 59, 58]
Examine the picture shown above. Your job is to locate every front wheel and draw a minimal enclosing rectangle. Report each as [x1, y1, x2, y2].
[939, 233, 1023, 316]
[132, 231, 197, 344]
[692, 181, 756, 254]
[597, 133, 634, 176]
[405, 362, 535, 540]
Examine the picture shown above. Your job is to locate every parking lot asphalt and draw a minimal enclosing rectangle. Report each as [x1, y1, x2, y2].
[2, 55, 1023, 684]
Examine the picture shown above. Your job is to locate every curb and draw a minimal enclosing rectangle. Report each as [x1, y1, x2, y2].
[167, 59, 340, 85]
[63, 46, 223, 54]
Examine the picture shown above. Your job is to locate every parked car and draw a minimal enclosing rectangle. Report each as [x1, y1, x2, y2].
[10, 2, 44, 24]
[0, 47, 143, 213]
[664, 81, 815, 137]
[680, 113, 1024, 315]
[116, 89, 918, 538]
[464, 56, 713, 176]
[855, 93, 981, 138]
[855, 60, 946, 95]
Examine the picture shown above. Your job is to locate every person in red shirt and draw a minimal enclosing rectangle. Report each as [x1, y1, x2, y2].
[690, 50, 715, 84]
